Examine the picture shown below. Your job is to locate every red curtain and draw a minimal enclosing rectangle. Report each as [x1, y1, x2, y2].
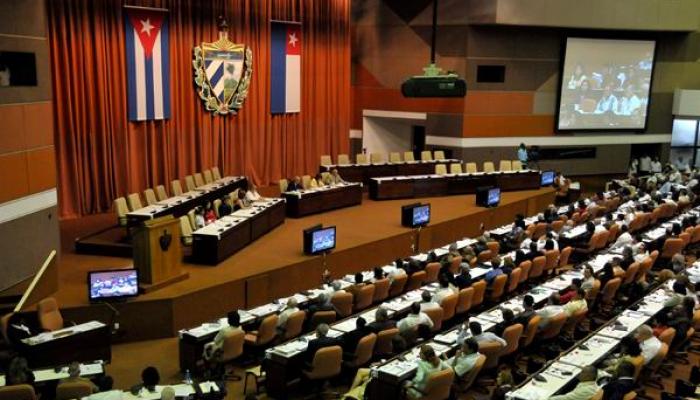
[47, 0, 350, 218]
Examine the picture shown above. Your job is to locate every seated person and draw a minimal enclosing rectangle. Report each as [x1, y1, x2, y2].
[287, 176, 303, 191]
[307, 292, 337, 316]
[405, 345, 451, 400]
[560, 279, 582, 304]
[309, 173, 323, 188]
[130, 366, 160, 395]
[455, 265, 473, 289]
[483, 256, 504, 284]
[233, 189, 249, 211]
[536, 293, 565, 328]
[664, 281, 687, 308]
[203, 202, 217, 224]
[603, 336, 644, 376]
[326, 169, 346, 185]
[420, 290, 441, 312]
[469, 321, 506, 347]
[581, 266, 596, 291]
[614, 225, 633, 247]
[446, 243, 461, 263]
[602, 361, 636, 400]
[203, 310, 244, 361]
[60, 362, 99, 393]
[451, 338, 482, 379]
[513, 295, 536, 327]
[493, 308, 516, 337]
[549, 366, 599, 400]
[217, 196, 232, 217]
[277, 298, 300, 332]
[342, 317, 372, 356]
[347, 272, 367, 299]
[367, 307, 396, 333]
[305, 323, 342, 364]
[245, 183, 263, 202]
[433, 273, 457, 304]
[6, 357, 35, 387]
[397, 302, 434, 342]
[371, 266, 386, 282]
[563, 288, 588, 317]
[635, 325, 662, 365]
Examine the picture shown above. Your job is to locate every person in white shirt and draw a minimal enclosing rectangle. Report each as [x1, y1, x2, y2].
[326, 169, 346, 186]
[245, 183, 263, 203]
[616, 85, 641, 116]
[432, 274, 458, 305]
[203, 311, 244, 360]
[676, 157, 691, 173]
[420, 290, 441, 312]
[398, 302, 434, 337]
[549, 366, 600, 400]
[563, 289, 588, 317]
[614, 225, 633, 248]
[635, 325, 662, 365]
[468, 321, 506, 347]
[277, 298, 299, 329]
[650, 157, 662, 173]
[536, 293, 565, 328]
[639, 155, 652, 174]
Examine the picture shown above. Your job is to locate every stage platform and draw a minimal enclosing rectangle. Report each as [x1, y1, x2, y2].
[55, 188, 555, 342]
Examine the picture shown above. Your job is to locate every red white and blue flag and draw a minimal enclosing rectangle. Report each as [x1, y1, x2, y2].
[124, 8, 170, 121]
[270, 22, 301, 114]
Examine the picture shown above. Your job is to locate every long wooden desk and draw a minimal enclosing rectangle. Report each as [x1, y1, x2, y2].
[191, 198, 286, 265]
[320, 160, 460, 185]
[283, 183, 363, 218]
[368, 170, 542, 200]
[126, 176, 247, 227]
[18, 321, 111, 368]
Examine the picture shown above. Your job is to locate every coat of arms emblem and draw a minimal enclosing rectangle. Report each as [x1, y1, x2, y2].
[193, 19, 252, 115]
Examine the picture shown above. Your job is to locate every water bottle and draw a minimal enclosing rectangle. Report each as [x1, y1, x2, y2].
[184, 369, 193, 384]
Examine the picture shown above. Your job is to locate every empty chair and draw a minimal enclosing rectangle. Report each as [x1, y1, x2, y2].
[440, 294, 458, 321]
[423, 307, 443, 332]
[143, 188, 158, 206]
[113, 197, 129, 226]
[499, 323, 524, 358]
[343, 333, 377, 369]
[0, 385, 37, 400]
[372, 278, 390, 303]
[331, 292, 354, 318]
[389, 152, 402, 163]
[38, 297, 63, 331]
[435, 164, 447, 175]
[171, 179, 184, 196]
[302, 175, 312, 189]
[374, 328, 398, 358]
[337, 154, 350, 165]
[405, 271, 426, 292]
[520, 315, 541, 349]
[506, 268, 522, 294]
[203, 169, 214, 184]
[411, 368, 454, 400]
[511, 160, 523, 171]
[179, 216, 194, 245]
[370, 153, 384, 163]
[302, 345, 343, 385]
[281, 310, 306, 340]
[488, 275, 508, 302]
[126, 193, 143, 211]
[471, 280, 487, 309]
[483, 161, 495, 173]
[433, 150, 445, 160]
[449, 163, 463, 174]
[421, 151, 433, 161]
[184, 175, 196, 191]
[244, 314, 278, 348]
[455, 287, 474, 315]
[278, 178, 288, 193]
[499, 160, 512, 171]
[309, 311, 336, 331]
[599, 278, 622, 312]
[465, 162, 478, 173]
[353, 284, 375, 311]
[529, 256, 546, 280]
[356, 153, 369, 165]
[211, 166, 222, 180]
[518, 261, 532, 284]
[320, 155, 332, 166]
[194, 173, 205, 187]
[155, 185, 168, 201]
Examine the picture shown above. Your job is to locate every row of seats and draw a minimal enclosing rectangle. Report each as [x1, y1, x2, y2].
[434, 160, 524, 175]
[113, 167, 222, 226]
[320, 150, 448, 166]
[278, 172, 332, 193]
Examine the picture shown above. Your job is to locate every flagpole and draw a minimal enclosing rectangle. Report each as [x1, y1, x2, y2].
[123, 5, 169, 12]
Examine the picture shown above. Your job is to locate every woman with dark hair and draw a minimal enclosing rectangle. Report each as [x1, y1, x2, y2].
[6, 357, 34, 386]
[604, 336, 643, 377]
[130, 366, 160, 394]
[599, 262, 616, 288]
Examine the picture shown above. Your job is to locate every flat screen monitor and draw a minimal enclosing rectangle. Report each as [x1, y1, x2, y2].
[487, 188, 501, 207]
[88, 269, 139, 302]
[401, 203, 430, 228]
[557, 37, 656, 131]
[541, 171, 555, 186]
[304, 225, 336, 255]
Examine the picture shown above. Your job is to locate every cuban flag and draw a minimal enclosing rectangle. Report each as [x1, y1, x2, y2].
[270, 22, 301, 114]
[124, 8, 170, 121]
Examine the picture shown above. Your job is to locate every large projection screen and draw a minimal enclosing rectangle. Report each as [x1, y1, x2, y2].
[557, 38, 656, 131]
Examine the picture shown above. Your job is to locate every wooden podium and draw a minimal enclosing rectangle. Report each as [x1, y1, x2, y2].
[133, 216, 189, 293]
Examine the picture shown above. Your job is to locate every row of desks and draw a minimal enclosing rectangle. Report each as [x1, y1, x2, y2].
[368, 170, 542, 200]
[320, 160, 461, 185]
[282, 183, 363, 218]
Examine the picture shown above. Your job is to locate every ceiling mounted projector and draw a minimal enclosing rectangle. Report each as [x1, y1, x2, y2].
[401, 0, 467, 98]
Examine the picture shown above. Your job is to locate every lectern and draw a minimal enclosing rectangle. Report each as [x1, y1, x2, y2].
[132, 216, 188, 292]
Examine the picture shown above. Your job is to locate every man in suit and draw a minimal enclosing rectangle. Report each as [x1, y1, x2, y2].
[287, 176, 303, 192]
[304, 323, 341, 364]
[367, 308, 396, 334]
[454, 265, 472, 289]
[342, 317, 372, 357]
[514, 295, 536, 327]
[217, 196, 232, 217]
[603, 361, 636, 400]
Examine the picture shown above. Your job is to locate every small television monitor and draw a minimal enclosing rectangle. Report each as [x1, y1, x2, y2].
[487, 187, 501, 207]
[304, 225, 336, 255]
[541, 171, 555, 186]
[88, 268, 139, 302]
[401, 203, 430, 228]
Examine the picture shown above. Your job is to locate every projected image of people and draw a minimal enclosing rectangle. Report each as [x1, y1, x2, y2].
[90, 270, 138, 299]
[312, 228, 336, 253]
[558, 38, 655, 130]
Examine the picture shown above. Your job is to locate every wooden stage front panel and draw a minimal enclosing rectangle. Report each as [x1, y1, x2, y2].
[55, 188, 555, 342]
